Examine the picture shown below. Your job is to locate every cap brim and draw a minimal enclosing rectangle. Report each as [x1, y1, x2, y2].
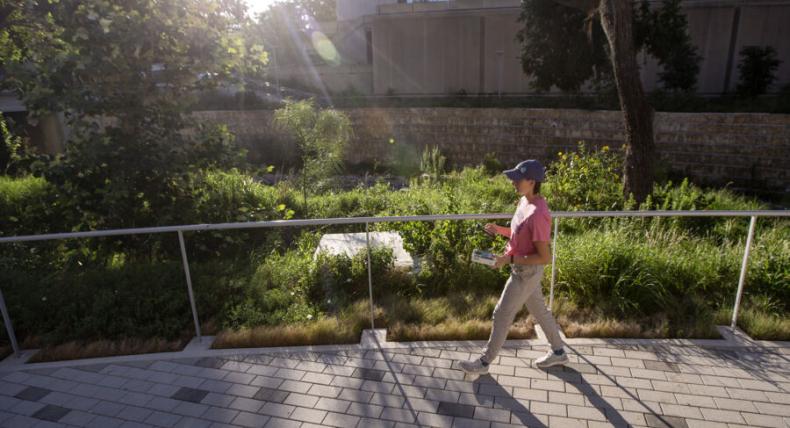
[503, 169, 522, 180]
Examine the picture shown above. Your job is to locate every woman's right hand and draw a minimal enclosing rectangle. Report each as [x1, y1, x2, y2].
[484, 223, 504, 237]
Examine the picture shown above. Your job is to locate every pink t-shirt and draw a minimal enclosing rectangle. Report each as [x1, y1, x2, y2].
[504, 195, 552, 257]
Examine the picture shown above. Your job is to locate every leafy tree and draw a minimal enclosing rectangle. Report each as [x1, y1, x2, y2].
[0, 112, 53, 178]
[2, 0, 266, 122]
[0, 114, 21, 175]
[516, 0, 611, 92]
[539, 0, 654, 203]
[250, 0, 336, 69]
[736, 46, 782, 97]
[518, 0, 701, 202]
[274, 99, 351, 215]
[291, 0, 336, 22]
[518, 0, 701, 93]
[0, 0, 266, 255]
[638, 0, 701, 92]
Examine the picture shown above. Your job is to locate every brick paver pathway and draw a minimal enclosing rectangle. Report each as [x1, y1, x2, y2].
[1, 339, 788, 427]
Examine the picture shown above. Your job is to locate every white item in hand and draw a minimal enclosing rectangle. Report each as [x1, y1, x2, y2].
[472, 249, 497, 267]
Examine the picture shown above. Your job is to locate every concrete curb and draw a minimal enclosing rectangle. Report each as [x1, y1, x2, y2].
[2, 325, 787, 372]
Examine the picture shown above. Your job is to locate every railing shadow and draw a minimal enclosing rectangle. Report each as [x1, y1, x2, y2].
[645, 340, 790, 390]
[372, 336, 421, 426]
[462, 344, 687, 428]
[471, 374, 548, 428]
[566, 344, 679, 428]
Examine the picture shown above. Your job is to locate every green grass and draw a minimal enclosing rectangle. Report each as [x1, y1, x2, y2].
[2, 156, 787, 359]
[0, 175, 50, 207]
[554, 221, 788, 317]
[736, 310, 790, 341]
[213, 300, 374, 349]
[213, 318, 363, 349]
[0, 175, 62, 239]
[28, 338, 189, 363]
[388, 320, 534, 342]
[714, 300, 790, 341]
[554, 297, 721, 339]
[214, 294, 535, 349]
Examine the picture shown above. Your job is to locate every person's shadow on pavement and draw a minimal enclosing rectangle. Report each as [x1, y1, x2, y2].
[471, 375, 548, 428]
[471, 364, 633, 428]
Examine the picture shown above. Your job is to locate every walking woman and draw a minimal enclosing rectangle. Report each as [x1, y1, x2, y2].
[459, 159, 567, 374]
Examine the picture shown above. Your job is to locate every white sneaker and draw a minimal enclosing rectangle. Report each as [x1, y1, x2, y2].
[458, 358, 489, 375]
[535, 349, 569, 368]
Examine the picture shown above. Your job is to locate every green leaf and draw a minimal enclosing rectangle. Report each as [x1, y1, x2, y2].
[99, 18, 112, 33]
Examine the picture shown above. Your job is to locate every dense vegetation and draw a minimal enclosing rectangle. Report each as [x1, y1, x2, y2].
[1, 140, 787, 361]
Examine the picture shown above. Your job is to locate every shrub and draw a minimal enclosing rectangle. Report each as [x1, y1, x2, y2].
[388, 139, 422, 177]
[3, 261, 191, 345]
[420, 146, 447, 181]
[553, 221, 788, 334]
[308, 182, 393, 220]
[736, 46, 782, 97]
[0, 175, 67, 270]
[181, 169, 295, 260]
[219, 237, 405, 330]
[543, 142, 624, 212]
[637, 178, 766, 241]
[1, 113, 48, 177]
[274, 99, 352, 213]
[482, 152, 505, 176]
[0, 175, 59, 236]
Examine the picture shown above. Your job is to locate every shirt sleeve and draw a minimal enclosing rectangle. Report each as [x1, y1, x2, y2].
[531, 212, 551, 242]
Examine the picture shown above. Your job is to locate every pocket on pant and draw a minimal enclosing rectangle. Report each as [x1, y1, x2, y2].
[512, 265, 538, 279]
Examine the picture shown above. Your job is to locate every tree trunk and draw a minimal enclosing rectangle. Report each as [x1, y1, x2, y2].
[598, 0, 655, 204]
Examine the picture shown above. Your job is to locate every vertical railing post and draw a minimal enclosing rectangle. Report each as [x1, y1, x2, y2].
[178, 231, 202, 339]
[549, 218, 560, 311]
[365, 222, 375, 330]
[0, 286, 20, 357]
[731, 216, 757, 330]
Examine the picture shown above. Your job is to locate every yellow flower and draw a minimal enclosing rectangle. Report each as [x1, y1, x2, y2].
[602, 146, 610, 152]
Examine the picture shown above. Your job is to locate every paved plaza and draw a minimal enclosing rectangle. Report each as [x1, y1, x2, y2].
[0, 329, 788, 428]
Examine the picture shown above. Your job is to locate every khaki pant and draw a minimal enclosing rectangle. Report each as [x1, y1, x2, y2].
[482, 264, 564, 363]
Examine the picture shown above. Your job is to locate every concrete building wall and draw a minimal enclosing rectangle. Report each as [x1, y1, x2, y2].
[728, 3, 790, 92]
[358, 0, 790, 96]
[373, 14, 485, 94]
[683, 6, 736, 94]
[337, 0, 397, 22]
[274, 63, 373, 94]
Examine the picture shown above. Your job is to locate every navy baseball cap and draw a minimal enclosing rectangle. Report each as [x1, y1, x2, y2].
[503, 159, 545, 182]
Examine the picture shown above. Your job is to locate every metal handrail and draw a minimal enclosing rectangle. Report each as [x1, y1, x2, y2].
[1, 210, 785, 244]
[1, 210, 787, 357]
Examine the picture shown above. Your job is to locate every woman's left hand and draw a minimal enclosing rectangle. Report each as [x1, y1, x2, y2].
[493, 255, 509, 269]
